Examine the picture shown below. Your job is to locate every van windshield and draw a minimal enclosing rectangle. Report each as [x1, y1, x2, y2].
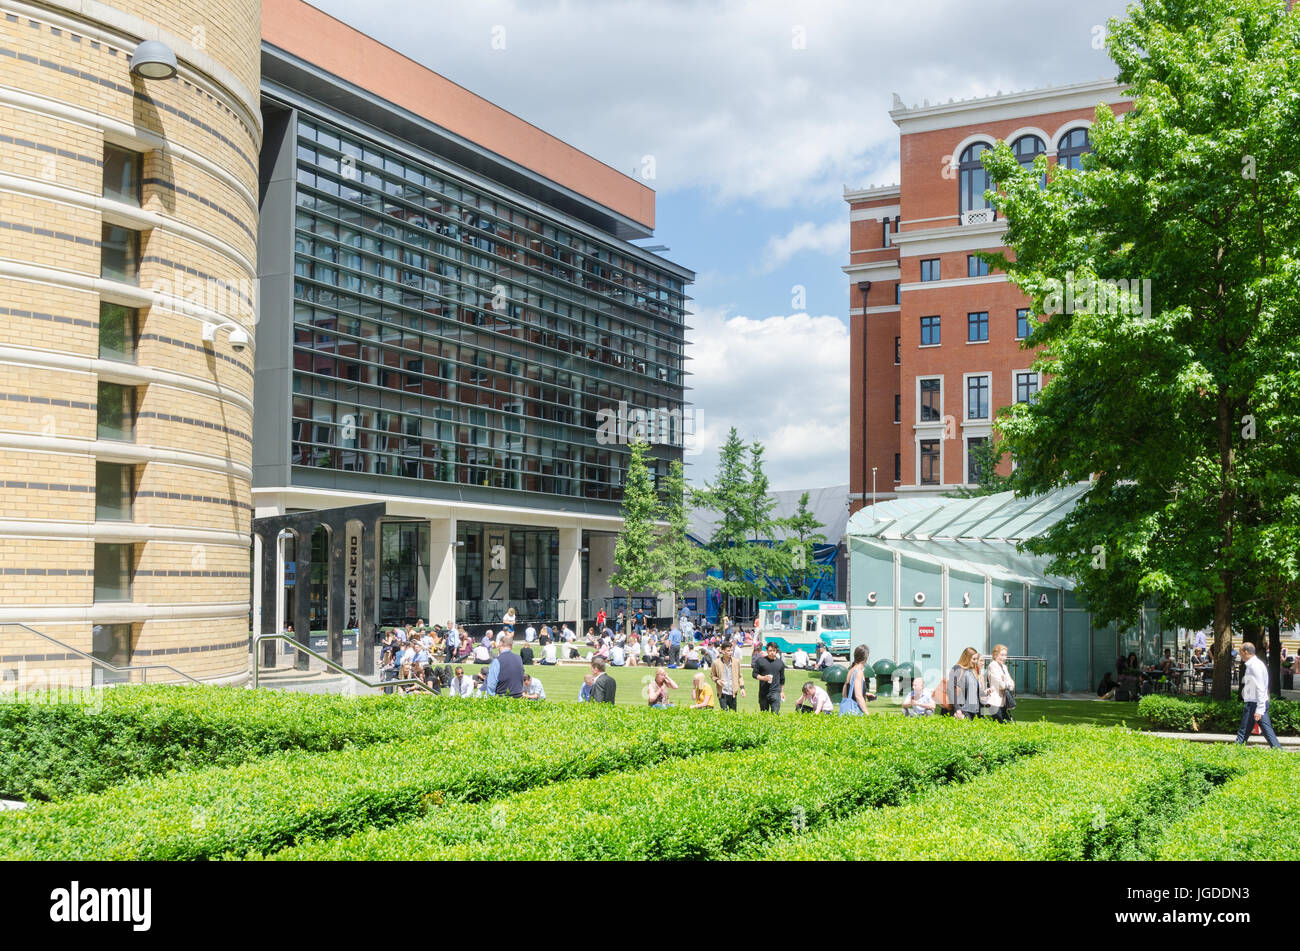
[821, 613, 850, 631]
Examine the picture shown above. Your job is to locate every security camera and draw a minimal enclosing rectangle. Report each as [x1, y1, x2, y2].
[228, 327, 250, 352]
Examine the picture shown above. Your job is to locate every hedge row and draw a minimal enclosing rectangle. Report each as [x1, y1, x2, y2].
[761, 730, 1236, 860]
[0, 704, 777, 860]
[275, 718, 1039, 860]
[0, 686, 527, 802]
[1138, 694, 1299, 736]
[1154, 749, 1300, 860]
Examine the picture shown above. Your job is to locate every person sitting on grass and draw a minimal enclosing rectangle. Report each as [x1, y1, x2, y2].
[690, 672, 715, 709]
[900, 677, 936, 717]
[1097, 670, 1117, 701]
[796, 679, 835, 713]
[647, 667, 678, 708]
[792, 646, 810, 670]
[578, 672, 595, 702]
[522, 673, 546, 700]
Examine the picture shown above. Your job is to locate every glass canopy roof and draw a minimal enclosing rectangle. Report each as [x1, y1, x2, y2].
[846, 484, 1091, 589]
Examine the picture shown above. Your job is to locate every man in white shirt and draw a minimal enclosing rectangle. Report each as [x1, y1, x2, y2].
[522, 673, 546, 700]
[610, 642, 626, 666]
[792, 647, 810, 669]
[561, 624, 575, 642]
[540, 640, 558, 665]
[901, 677, 937, 717]
[795, 680, 834, 713]
[1235, 642, 1281, 748]
[525, 624, 537, 643]
[449, 666, 476, 697]
[472, 641, 491, 663]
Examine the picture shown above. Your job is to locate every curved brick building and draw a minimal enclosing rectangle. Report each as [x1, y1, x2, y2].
[0, 0, 261, 682]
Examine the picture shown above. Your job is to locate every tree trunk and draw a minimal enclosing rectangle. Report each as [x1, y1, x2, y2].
[1210, 589, 1234, 700]
[1268, 615, 1282, 699]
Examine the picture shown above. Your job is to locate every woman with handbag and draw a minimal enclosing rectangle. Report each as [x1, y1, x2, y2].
[953, 647, 985, 720]
[839, 645, 876, 716]
[986, 643, 1015, 723]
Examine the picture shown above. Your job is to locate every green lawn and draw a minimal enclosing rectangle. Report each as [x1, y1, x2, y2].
[499, 661, 1141, 727]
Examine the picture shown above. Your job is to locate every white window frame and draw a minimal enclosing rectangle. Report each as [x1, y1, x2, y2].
[915, 375, 944, 427]
[1012, 369, 1041, 405]
[962, 372, 991, 424]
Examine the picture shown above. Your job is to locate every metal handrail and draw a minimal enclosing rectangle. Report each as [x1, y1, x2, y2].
[1, 622, 199, 684]
[252, 634, 434, 694]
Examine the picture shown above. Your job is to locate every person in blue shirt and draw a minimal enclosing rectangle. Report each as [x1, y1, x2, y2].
[668, 625, 683, 668]
[578, 673, 594, 702]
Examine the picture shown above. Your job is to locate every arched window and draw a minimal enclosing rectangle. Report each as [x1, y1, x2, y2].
[1057, 128, 1091, 170]
[958, 142, 993, 215]
[1013, 135, 1046, 187]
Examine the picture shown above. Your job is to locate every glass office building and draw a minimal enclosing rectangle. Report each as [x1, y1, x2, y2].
[253, 5, 693, 638]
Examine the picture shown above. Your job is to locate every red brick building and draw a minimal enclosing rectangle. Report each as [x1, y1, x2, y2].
[847, 80, 1130, 514]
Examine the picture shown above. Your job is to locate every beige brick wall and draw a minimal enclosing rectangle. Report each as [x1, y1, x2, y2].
[0, 279, 99, 356]
[133, 539, 250, 603]
[0, 194, 101, 276]
[134, 461, 251, 532]
[0, 450, 94, 521]
[0, 365, 97, 439]
[0, 104, 103, 195]
[135, 384, 252, 466]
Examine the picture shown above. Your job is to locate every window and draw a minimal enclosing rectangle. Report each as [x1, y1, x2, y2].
[920, 259, 940, 282]
[100, 225, 140, 284]
[967, 255, 989, 277]
[967, 436, 989, 484]
[1057, 128, 1091, 171]
[102, 144, 143, 205]
[1016, 308, 1031, 339]
[91, 623, 133, 684]
[967, 311, 989, 342]
[1013, 135, 1047, 187]
[95, 462, 133, 521]
[966, 375, 989, 420]
[894, 336, 901, 364]
[96, 382, 135, 441]
[919, 378, 941, 422]
[893, 394, 901, 423]
[98, 303, 137, 363]
[1016, 371, 1040, 404]
[894, 452, 901, 483]
[920, 315, 940, 346]
[958, 142, 993, 214]
[93, 543, 132, 602]
[895, 282, 901, 306]
[882, 218, 893, 247]
[920, 439, 941, 485]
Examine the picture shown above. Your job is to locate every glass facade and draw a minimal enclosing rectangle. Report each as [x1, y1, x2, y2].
[287, 114, 689, 502]
[379, 521, 429, 625]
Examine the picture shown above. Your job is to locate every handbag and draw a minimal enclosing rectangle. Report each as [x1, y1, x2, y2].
[838, 668, 864, 716]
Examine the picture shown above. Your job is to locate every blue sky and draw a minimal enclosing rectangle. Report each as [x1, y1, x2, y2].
[309, 0, 1130, 489]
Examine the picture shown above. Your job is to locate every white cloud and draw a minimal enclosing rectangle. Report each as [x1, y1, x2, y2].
[685, 307, 849, 491]
[759, 220, 844, 273]
[308, 0, 1126, 210]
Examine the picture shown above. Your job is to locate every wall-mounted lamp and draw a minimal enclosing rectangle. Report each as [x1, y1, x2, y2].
[129, 40, 178, 80]
[201, 321, 250, 352]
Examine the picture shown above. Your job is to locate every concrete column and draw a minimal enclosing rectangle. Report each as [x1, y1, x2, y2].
[327, 521, 346, 666]
[559, 526, 582, 636]
[293, 527, 313, 672]
[428, 516, 457, 631]
[358, 518, 379, 676]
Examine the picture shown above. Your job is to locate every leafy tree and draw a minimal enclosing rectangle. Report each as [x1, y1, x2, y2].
[781, 491, 829, 598]
[611, 440, 660, 626]
[692, 428, 766, 620]
[653, 459, 702, 612]
[980, 0, 1300, 699]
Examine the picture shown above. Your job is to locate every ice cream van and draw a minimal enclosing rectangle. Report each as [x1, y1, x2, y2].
[756, 600, 852, 657]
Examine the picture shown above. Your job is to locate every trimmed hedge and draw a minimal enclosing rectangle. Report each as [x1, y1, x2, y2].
[0, 704, 775, 860]
[1154, 748, 1300, 860]
[761, 730, 1236, 861]
[0, 687, 526, 802]
[276, 718, 1039, 860]
[1138, 695, 1299, 736]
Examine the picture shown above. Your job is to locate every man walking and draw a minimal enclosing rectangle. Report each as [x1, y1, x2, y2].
[668, 622, 683, 669]
[589, 657, 617, 704]
[1235, 642, 1282, 748]
[710, 641, 745, 711]
[483, 635, 525, 698]
[751, 640, 786, 714]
